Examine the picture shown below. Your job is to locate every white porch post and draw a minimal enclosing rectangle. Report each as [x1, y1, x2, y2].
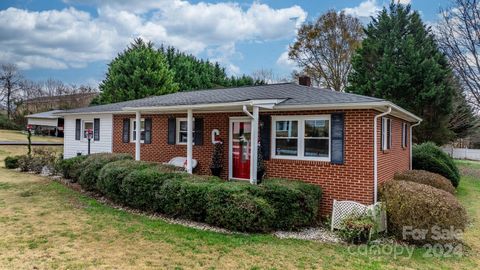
[135, 111, 141, 161]
[250, 106, 259, 184]
[187, 109, 193, 174]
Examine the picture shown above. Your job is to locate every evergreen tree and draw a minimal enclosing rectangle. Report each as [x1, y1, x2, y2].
[347, 4, 455, 144]
[159, 45, 263, 91]
[97, 38, 178, 104]
[448, 78, 478, 140]
[96, 39, 263, 105]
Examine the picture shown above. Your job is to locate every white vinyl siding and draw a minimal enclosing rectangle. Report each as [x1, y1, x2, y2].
[27, 118, 58, 127]
[63, 114, 113, 158]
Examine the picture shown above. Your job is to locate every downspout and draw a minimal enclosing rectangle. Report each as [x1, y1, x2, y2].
[242, 105, 253, 118]
[410, 120, 422, 169]
[373, 106, 391, 203]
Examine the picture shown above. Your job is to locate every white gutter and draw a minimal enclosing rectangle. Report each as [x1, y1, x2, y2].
[373, 106, 391, 203]
[410, 120, 422, 169]
[57, 100, 421, 123]
[122, 99, 285, 112]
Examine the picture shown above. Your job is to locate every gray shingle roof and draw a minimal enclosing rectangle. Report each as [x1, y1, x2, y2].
[61, 83, 384, 114]
[26, 110, 64, 118]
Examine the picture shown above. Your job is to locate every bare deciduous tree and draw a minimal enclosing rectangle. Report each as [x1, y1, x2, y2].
[437, 0, 480, 109]
[251, 69, 290, 84]
[288, 10, 364, 91]
[43, 78, 69, 96]
[252, 69, 275, 84]
[19, 79, 43, 99]
[0, 63, 22, 119]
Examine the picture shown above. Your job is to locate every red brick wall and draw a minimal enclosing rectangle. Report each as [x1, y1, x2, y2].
[376, 115, 411, 184]
[264, 110, 375, 214]
[111, 109, 411, 215]
[112, 113, 236, 178]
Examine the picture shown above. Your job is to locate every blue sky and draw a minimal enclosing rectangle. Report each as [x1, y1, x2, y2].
[0, 0, 450, 87]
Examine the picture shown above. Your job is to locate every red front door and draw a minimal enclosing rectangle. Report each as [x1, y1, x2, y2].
[232, 121, 251, 179]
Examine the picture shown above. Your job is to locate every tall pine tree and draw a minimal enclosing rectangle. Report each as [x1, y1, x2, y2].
[347, 4, 455, 144]
[97, 38, 178, 104]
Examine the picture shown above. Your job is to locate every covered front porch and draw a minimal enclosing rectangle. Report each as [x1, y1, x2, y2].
[123, 99, 283, 184]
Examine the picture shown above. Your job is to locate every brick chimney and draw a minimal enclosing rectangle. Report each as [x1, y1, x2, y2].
[298, 75, 311, 87]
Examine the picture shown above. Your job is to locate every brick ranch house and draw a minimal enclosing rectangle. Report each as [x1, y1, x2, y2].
[58, 81, 421, 213]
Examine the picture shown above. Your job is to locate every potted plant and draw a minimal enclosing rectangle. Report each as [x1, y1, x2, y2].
[257, 144, 266, 183]
[210, 142, 223, 177]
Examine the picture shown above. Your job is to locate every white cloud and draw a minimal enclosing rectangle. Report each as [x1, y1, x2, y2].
[397, 0, 412, 4]
[0, 7, 122, 69]
[1, 1, 307, 73]
[343, 0, 381, 18]
[276, 48, 296, 70]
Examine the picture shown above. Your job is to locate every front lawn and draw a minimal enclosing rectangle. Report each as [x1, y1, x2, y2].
[0, 129, 63, 143]
[0, 146, 479, 269]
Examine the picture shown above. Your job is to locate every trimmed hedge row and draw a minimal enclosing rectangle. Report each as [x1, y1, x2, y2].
[394, 170, 455, 194]
[78, 153, 132, 191]
[57, 153, 322, 232]
[55, 155, 87, 181]
[380, 180, 467, 245]
[413, 142, 460, 187]
[97, 159, 154, 202]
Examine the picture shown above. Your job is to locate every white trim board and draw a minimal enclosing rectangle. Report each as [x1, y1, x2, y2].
[271, 115, 331, 162]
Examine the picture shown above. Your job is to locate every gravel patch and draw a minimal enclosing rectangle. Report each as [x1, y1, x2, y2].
[274, 227, 343, 243]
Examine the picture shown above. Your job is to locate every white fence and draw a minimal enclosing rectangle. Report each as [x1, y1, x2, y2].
[331, 200, 387, 232]
[443, 146, 480, 161]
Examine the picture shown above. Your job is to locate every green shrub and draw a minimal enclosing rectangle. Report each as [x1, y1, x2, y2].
[4, 156, 20, 169]
[0, 114, 20, 130]
[206, 183, 275, 232]
[258, 179, 322, 230]
[56, 155, 88, 181]
[156, 176, 188, 216]
[175, 176, 222, 221]
[78, 153, 132, 191]
[380, 180, 467, 245]
[394, 170, 455, 194]
[338, 214, 376, 244]
[413, 142, 460, 187]
[97, 159, 153, 202]
[121, 167, 182, 211]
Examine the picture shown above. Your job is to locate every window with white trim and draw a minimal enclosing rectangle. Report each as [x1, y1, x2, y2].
[176, 118, 195, 145]
[83, 121, 93, 139]
[382, 117, 392, 150]
[272, 115, 330, 161]
[131, 118, 145, 142]
[401, 122, 408, 148]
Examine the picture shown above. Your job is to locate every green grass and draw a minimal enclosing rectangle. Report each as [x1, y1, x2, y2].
[0, 129, 63, 143]
[0, 146, 479, 268]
